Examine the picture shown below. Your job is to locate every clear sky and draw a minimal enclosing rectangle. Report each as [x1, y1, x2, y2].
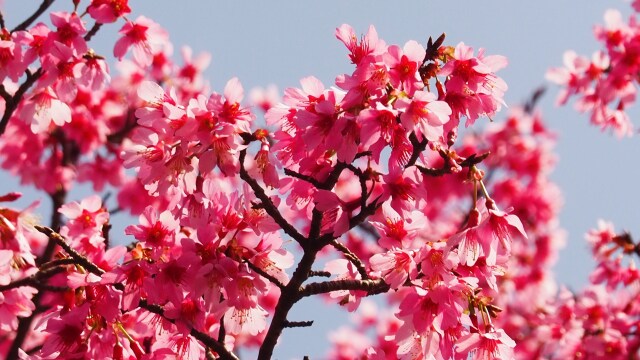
[2, 1, 640, 358]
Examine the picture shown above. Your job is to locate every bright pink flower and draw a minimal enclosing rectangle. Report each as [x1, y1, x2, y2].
[546, 50, 592, 105]
[40, 304, 90, 358]
[223, 267, 270, 335]
[0, 37, 25, 82]
[447, 208, 484, 266]
[324, 259, 365, 312]
[164, 295, 206, 333]
[440, 42, 507, 126]
[480, 200, 527, 265]
[208, 77, 253, 130]
[50, 11, 87, 56]
[177, 46, 211, 91]
[125, 205, 179, 252]
[74, 53, 111, 91]
[253, 140, 280, 188]
[358, 104, 399, 162]
[335, 24, 386, 65]
[396, 90, 452, 142]
[88, 0, 131, 23]
[384, 40, 425, 95]
[314, 190, 352, 237]
[114, 16, 167, 67]
[77, 155, 124, 192]
[0, 285, 37, 332]
[15, 23, 51, 65]
[59, 195, 109, 247]
[370, 201, 426, 249]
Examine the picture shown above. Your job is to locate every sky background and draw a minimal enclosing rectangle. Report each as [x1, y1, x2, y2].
[2, 1, 640, 358]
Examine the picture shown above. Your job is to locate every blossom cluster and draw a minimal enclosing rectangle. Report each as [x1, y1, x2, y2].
[0, 0, 528, 356]
[3, 0, 638, 359]
[547, 3, 640, 137]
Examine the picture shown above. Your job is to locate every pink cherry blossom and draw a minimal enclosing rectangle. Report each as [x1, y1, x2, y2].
[114, 16, 167, 67]
[21, 87, 72, 133]
[88, 0, 132, 23]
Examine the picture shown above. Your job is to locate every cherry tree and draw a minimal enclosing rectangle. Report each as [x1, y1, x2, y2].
[0, 1, 638, 359]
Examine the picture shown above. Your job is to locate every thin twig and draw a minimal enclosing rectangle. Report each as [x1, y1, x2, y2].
[283, 168, 322, 188]
[299, 278, 389, 298]
[0, 68, 43, 136]
[239, 149, 306, 245]
[330, 239, 369, 280]
[0, 265, 67, 292]
[11, 0, 55, 33]
[84, 22, 102, 41]
[244, 258, 286, 290]
[283, 320, 313, 328]
[139, 299, 239, 360]
[406, 132, 428, 168]
[308, 270, 331, 278]
[34, 226, 105, 275]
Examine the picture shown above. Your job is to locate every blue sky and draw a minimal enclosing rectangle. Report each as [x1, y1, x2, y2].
[2, 1, 640, 358]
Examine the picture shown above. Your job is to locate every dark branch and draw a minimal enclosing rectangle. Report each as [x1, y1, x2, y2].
[139, 299, 239, 360]
[84, 22, 102, 41]
[34, 226, 105, 276]
[11, 0, 55, 33]
[239, 149, 307, 245]
[244, 258, 286, 290]
[406, 132, 428, 168]
[0, 68, 43, 136]
[416, 151, 491, 177]
[284, 168, 322, 188]
[283, 320, 314, 328]
[0, 265, 67, 292]
[308, 270, 331, 278]
[330, 239, 369, 280]
[299, 278, 389, 298]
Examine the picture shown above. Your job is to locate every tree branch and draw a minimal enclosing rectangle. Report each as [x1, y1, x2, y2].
[283, 168, 322, 188]
[283, 320, 313, 328]
[11, 0, 55, 33]
[239, 149, 307, 245]
[257, 250, 317, 359]
[406, 132, 428, 168]
[0, 68, 43, 136]
[308, 270, 331, 278]
[244, 258, 286, 290]
[139, 299, 239, 360]
[34, 226, 105, 275]
[415, 151, 490, 177]
[84, 22, 102, 41]
[0, 265, 67, 292]
[299, 278, 389, 298]
[329, 239, 369, 280]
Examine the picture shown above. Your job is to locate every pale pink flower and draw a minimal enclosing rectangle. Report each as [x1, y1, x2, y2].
[249, 84, 279, 113]
[22, 87, 72, 134]
[456, 328, 516, 360]
[370, 249, 417, 289]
